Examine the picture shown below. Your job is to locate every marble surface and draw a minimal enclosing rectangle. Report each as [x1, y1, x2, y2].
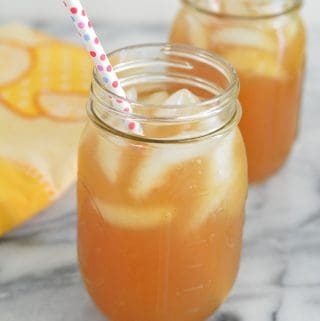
[0, 21, 320, 321]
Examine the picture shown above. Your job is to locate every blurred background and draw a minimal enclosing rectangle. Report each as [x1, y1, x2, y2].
[0, 1, 318, 27]
[0, 0, 317, 56]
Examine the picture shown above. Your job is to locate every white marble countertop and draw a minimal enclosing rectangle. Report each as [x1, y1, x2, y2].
[0, 20, 319, 321]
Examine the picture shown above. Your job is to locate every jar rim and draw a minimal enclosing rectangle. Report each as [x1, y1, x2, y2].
[89, 43, 241, 143]
[182, 0, 302, 20]
[92, 43, 239, 118]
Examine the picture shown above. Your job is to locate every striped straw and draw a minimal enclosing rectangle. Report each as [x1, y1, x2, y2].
[62, 0, 142, 134]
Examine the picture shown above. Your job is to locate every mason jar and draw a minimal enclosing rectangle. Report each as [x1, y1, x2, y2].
[78, 44, 248, 321]
[170, 0, 306, 182]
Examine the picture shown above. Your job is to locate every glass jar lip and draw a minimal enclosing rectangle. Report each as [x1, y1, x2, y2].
[182, 0, 302, 20]
[92, 43, 239, 119]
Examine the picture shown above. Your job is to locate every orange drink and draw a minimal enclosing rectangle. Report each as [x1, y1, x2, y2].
[170, 0, 306, 182]
[78, 44, 248, 321]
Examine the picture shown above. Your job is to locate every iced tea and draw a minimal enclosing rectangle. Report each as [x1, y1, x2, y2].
[170, 0, 305, 181]
[78, 44, 248, 321]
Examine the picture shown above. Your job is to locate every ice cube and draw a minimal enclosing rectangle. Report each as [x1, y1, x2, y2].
[141, 91, 169, 105]
[95, 198, 174, 229]
[283, 15, 303, 43]
[130, 89, 209, 199]
[220, 0, 253, 15]
[126, 87, 138, 101]
[96, 134, 123, 184]
[186, 13, 209, 49]
[211, 27, 277, 52]
[222, 47, 286, 78]
[209, 128, 237, 183]
[130, 142, 209, 199]
[206, 0, 222, 12]
[154, 89, 200, 118]
[164, 89, 200, 105]
[206, 0, 253, 15]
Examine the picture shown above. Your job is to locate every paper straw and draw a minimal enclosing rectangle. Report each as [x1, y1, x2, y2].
[62, 0, 142, 134]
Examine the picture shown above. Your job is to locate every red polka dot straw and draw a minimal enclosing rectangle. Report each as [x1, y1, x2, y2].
[62, 0, 142, 135]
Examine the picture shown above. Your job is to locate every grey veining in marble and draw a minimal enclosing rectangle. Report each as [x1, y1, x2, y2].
[0, 21, 320, 321]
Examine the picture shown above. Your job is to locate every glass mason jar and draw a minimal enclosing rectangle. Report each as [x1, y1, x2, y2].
[78, 44, 248, 321]
[170, 0, 306, 182]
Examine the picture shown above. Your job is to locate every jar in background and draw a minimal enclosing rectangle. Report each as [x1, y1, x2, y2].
[170, 0, 306, 182]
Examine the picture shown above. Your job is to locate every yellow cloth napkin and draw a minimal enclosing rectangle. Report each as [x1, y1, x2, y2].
[0, 24, 92, 235]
